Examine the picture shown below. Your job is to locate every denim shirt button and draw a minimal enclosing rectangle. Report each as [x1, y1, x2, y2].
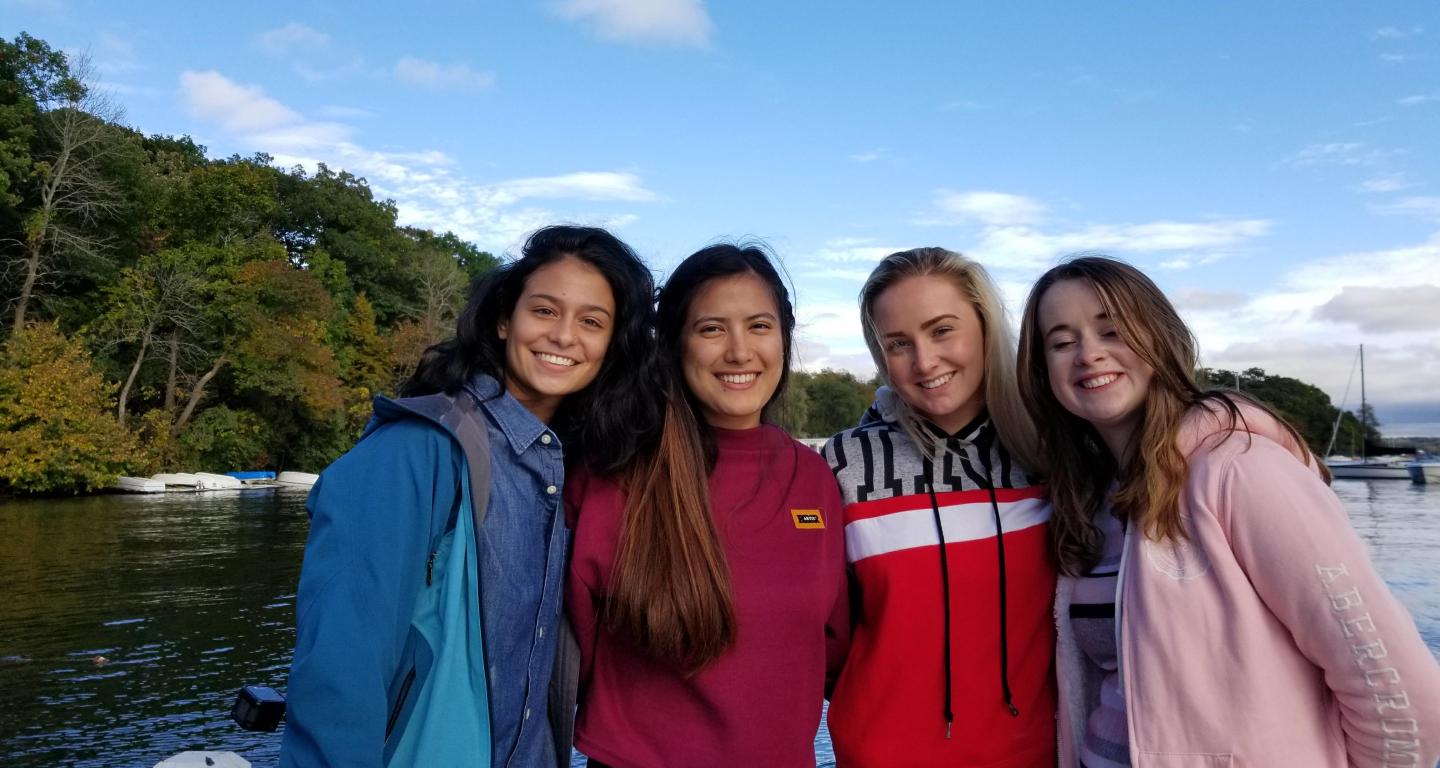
[540, 433, 552, 445]
[538, 627, 545, 639]
[545, 485, 557, 495]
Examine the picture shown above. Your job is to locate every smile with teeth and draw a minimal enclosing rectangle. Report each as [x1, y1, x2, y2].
[717, 373, 758, 384]
[919, 372, 954, 390]
[1080, 373, 1119, 389]
[536, 352, 577, 367]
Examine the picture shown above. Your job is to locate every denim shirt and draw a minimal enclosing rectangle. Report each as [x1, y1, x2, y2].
[464, 375, 569, 768]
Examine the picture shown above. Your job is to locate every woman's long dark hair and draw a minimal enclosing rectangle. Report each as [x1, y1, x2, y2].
[402, 225, 661, 473]
[605, 243, 796, 671]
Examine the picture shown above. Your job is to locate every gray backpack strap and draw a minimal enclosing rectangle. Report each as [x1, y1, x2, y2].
[547, 614, 581, 767]
[438, 391, 493, 529]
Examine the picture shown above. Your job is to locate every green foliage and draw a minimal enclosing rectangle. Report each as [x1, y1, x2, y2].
[783, 369, 877, 438]
[0, 323, 135, 493]
[176, 406, 269, 471]
[1, 32, 84, 208]
[1200, 367, 1376, 456]
[0, 32, 500, 491]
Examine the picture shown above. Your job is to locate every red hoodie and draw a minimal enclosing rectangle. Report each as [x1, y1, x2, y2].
[822, 395, 1056, 768]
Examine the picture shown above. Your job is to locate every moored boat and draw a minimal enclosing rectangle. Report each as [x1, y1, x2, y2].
[225, 470, 277, 483]
[113, 476, 166, 493]
[151, 472, 201, 489]
[193, 472, 244, 490]
[1407, 461, 1440, 484]
[276, 471, 319, 488]
[1325, 457, 1413, 480]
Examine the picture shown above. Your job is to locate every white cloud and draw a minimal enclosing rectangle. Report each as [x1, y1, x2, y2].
[1158, 252, 1226, 271]
[1380, 53, 1424, 63]
[1171, 289, 1248, 311]
[1374, 25, 1423, 40]
[1398, 93, 1440, 106]
[848, 148, 888, 163]
[1185, 235, 1440, 422]
[394, 57, 496, 90]
[1370, 196, 1440, 222]
[483, 172, 659, 205]
[178, 70, 659, 253]
[1287, 142, 1393, 168]
[1358, 173, 1415, 193]
[179, 70, 302, 133]
[553, 0, 713, 48]
[1317, 285, 1440, 332]
[256, 22, 331, 55]
[965, 218, 1271, 271]
[803, 237, 905, 265]
[316, 104, 375, 119]
[253, 22, 364, 82]
[932, 190, 1047, 227]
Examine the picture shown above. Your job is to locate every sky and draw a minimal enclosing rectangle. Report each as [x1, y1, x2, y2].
[6, 0, 1440, 436]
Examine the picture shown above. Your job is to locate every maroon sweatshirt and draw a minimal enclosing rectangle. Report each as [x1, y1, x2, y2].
[565, 425, 850, 768]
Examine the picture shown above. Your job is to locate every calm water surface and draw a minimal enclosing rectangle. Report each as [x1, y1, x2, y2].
[1, 479, 1437, 767]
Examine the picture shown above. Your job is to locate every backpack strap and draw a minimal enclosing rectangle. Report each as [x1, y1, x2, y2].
[439, 391, 493, 530]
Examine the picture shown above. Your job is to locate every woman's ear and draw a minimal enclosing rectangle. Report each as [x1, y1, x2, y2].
[497, 320, 508, 340]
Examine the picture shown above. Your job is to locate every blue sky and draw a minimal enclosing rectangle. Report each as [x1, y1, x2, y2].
[7, 0, 1440, 435]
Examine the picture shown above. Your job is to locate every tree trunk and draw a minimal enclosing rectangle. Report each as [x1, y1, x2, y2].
[173, 354, 226, 433]
[116, 327, 153, 425]
[164, 330, 179, 411]
[12, 243, 43, 333]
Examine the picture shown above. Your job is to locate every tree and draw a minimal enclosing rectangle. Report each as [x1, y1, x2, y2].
[90, 248, 205, 424]
[797, 369, 875, 438]
[0, 322, 134, 493]
[4, 54, 129, 332]
[0, 32, 84, 210]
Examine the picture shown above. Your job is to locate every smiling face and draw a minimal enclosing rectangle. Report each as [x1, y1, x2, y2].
[1037, 278, 1155, 458]
[681, 272, 784, 430]
[498, 255, 616, 423]
[872, 275, 987, 434]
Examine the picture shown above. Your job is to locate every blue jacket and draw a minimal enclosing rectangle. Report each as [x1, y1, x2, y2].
[280, 392, 494, 767]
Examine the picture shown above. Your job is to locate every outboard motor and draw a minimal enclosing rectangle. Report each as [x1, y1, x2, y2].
[231, 685, 286, 732]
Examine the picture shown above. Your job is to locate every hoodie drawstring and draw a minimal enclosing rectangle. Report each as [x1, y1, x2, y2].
[980, 452, 1020, 718]
[922, 459, 954, 739]
[926, 450, 1019, 741]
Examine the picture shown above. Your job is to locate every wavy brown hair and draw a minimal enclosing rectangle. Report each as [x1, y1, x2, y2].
[1016, 256, 1319, 576]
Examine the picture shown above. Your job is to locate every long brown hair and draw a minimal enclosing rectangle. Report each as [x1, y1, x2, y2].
[1016, 256, 1318, 576]
[605, 244, 795, 670]
[859, 247, 1041, 471]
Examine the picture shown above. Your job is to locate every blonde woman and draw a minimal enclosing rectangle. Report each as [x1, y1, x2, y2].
[822, 248, 1055, 767]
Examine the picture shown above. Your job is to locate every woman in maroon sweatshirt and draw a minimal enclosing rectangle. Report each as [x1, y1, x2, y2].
[565, 243, 849, 767]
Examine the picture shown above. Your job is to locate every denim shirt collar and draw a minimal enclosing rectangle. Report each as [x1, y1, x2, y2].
[463, 373, 558, 455]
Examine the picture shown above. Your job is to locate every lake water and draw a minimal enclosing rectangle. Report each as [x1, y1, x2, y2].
[1, 479, 1437, 767]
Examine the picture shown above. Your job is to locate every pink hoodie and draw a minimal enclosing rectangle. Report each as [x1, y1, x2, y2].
[1056, 402, 1440, 767]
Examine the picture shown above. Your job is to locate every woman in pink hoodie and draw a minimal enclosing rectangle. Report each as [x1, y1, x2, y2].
[1016, 255, 1440, 768]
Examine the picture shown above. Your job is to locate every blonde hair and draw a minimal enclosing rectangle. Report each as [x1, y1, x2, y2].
[859, 247, 1041, 472]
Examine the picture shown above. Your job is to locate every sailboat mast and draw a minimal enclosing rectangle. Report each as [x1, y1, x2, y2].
[1359, 343, 1366, 461]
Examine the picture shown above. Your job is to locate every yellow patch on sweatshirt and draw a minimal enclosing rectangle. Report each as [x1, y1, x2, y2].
[791, 509, 825, 529]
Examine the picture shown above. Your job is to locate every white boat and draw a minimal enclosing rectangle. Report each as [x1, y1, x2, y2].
[1326, 457, 1413, 481]
[113, 476, 166, 493]
[1322, 345, 1409, 480]
[1407, 461, 1440, 484]
[154, 752, 249, 768]
[276, 471, 319, 488]
[193, 472, 244, 490]
[151, 472, 201, 489]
